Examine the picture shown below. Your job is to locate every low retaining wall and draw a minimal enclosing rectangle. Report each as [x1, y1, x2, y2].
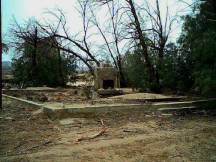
[2, 89, 65, 93]
[2, 94, 43, 109]
[3, 94, 216, 120]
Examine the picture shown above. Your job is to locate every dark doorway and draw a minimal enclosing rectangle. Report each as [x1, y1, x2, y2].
[103, 80, 114, 89]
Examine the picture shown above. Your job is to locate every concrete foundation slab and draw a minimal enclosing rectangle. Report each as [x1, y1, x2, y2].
[3, 93, 216, 120]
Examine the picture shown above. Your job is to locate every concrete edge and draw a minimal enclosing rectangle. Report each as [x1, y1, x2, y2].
[2, 94, 44, 109]
[3, 94, 216, 120]
[2, 89, 67, 93]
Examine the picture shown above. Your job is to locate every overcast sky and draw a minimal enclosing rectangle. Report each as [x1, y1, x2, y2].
[2, 0, 192, 61]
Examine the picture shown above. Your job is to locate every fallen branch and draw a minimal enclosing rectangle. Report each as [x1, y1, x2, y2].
[14, 141, 24, 150]
[123, 129, 137, 133]
[23, 140, 52, 152]
[76, 119, 107, 142]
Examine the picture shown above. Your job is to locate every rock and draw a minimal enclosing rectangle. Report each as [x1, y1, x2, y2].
[38, 94, 48, 102]
[4, 84, 12, 89]
[91, 91, 99, 99]
[5, 117, 15, 121]
[32, 108, 44, 116]
[74, 90, 78, 95]
[145, 114, 152, 117]
[26, 96, 33, 100]
[161, 113, 173, 117]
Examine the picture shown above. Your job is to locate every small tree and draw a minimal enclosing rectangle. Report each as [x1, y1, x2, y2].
[10, 19, 76, 87]
[178, 0, 216, 96]
[123, 49, 149, 91]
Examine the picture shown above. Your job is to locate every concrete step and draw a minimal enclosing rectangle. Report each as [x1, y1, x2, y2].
[152, 98, 216, 109]
[158, 106, 196, 111]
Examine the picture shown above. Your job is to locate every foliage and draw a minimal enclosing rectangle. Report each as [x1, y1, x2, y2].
[12, 42, 76, 87]
[178, 0, 216, 96]
[123, 43, 193, 93]
[123, 50, 149, 90]
[123, 0, 216, 96]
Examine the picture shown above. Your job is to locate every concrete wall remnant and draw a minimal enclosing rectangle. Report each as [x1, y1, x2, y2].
[94, 64, 120, 90]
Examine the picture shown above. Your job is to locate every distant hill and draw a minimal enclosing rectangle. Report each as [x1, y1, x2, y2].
[2, 61, 12, 75]
[2, 61, 11, 69]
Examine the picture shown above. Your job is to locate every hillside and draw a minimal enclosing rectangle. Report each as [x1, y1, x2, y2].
[2, 61, 12, 75]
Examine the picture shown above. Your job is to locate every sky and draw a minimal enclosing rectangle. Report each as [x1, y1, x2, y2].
[2, 0, 192, 61]
[2, 0, 81, 61]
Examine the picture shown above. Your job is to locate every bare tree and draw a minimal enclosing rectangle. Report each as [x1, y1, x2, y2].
[88, 0, 128, 85]
[96, 0, 178, 91]
[140, 0, 176, 86]
[36, 0, 177, 90]
[126, 0, 156, 84]
[38, 8, 100, 75]
[39, 2, 131, 84]
[97, 0, 158, 84]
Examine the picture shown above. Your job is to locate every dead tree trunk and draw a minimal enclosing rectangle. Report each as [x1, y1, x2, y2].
[57, 47, 64, 86]
[31, 27, 38, 85]
[127, 0, 156, 84]
[0, 0, 2, 110]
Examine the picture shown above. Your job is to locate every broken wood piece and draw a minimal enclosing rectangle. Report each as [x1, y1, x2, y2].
[77, 127, 107, 142]
[24, 140, 52, 152]
[100, 119, 105, 126]
[14, 141, 24, 149]
[43, 140, 52, 145]
[123, 129, 137, 133]
[76, 119, 107, 142]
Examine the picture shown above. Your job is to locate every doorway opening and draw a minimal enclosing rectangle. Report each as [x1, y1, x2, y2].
[103, 80, 114, 89]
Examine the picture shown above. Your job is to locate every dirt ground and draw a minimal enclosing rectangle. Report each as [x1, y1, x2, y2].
[1, 98, 216, 162]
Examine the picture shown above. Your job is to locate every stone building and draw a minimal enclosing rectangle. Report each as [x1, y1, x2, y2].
[94, 64, 120, 90]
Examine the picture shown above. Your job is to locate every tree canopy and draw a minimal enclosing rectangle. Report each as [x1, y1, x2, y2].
[178, 0, 216, 96]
